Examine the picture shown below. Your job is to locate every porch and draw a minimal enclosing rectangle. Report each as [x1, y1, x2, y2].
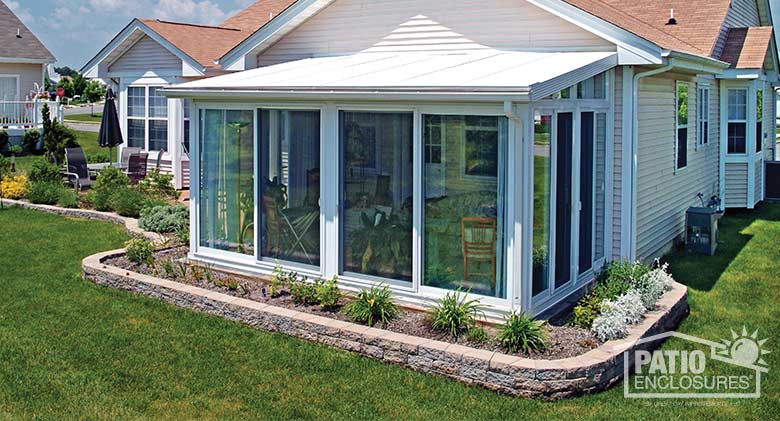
[0, 99, 64, 133]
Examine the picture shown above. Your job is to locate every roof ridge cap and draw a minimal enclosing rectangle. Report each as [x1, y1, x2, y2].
[140, 18, 243, 32]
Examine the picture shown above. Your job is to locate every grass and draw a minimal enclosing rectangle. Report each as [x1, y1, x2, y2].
[65, 113, 102, 123]
[0, 205, 778, 419]
[12, 130, 116, 175]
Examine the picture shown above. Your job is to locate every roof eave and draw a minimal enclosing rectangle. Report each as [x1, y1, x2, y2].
[662, 50, 731, 74]
[0, 57, 53, 65]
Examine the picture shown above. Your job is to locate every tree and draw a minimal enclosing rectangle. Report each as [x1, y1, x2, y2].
[57, 78, 74, 98]
[83, 80, 106, 103]
[53, 66, 78, 78]
[41, 104, 78, 164]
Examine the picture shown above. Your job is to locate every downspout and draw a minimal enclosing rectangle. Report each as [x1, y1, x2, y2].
[630, 59, 675, 260]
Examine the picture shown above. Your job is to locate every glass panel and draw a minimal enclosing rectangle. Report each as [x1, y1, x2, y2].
[423, 115, 506, 298]
[757, 88, 763, 153]
[579, 112, 594, 275]
[183, 99, 191, 154]
[259, 110, 321, 266]
[149, 120, 168, 152]
[199, 109, 255, 255]
[677, 128, 688, 169]
[127, 87, 145, 118]
[577, 73, 606, 99]
[148, 87, 168, 118]
[728, 122, 746, 154]
[728, 89, 747, 120]
[677, 83, 688, 127]
[555, 113, 573, 289]
[127, 119, 145, 148]
[533, 113, 552, 296]
[594, 113, 607, 261]
[341, 111, 413, 282]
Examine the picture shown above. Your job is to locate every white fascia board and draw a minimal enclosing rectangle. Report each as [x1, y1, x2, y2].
[0, 57, 54, 65]
[717, 69, 763, 80]
[663, 51, 730, 75]
[80, 19, 205, 78]
[218, 0, 335, 70]
[526, 0, 663, 65]
[529, 53, 618, 100]
[160, 88, 530, 103]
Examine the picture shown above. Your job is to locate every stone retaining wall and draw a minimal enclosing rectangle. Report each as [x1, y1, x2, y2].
[83, 249, 689, 400]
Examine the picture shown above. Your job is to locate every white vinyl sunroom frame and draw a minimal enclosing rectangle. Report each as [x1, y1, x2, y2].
[183, 74, 614, 318]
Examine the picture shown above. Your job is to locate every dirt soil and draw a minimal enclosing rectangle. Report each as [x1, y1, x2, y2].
[105, 247, 601, 360]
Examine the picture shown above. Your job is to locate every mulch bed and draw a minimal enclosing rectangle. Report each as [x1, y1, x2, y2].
[105, 247, 601, 360]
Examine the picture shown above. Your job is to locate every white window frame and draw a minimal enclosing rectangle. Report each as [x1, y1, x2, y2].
[756, 85, 764, 156]
[727, 88, 748, 155]
[675, 81, 689, 172]
[126, 85, 169, 152]
[697, 84, 710, 148]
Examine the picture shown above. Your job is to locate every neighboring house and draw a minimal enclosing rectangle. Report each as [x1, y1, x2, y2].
[0, 0, 57, 134]
[163, 0, 778, 317]
[81, 0, 297, 189]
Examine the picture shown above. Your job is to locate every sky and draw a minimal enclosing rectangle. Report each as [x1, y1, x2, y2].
[4, 0, 257, 69]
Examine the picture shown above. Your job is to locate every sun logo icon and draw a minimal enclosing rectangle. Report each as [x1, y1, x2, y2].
[716, 327, 771, 369]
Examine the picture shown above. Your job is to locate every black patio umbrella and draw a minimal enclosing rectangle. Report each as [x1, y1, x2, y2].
[98, 88, 123, 164]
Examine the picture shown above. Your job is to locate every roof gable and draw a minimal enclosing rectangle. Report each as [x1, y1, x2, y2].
[719, 26, 773, 69]
[220, 0, 297, 32]
[0, 1, 55, 62]
[139, 19, 247, 68]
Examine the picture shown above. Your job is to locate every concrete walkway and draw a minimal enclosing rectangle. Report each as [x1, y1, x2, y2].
[65, 121, 100, 133]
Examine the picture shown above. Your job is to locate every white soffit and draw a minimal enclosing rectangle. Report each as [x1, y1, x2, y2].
[168, 51, 617, 101]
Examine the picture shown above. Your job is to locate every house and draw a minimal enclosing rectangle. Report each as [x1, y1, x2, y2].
[80, 1, 297, 189]
[145, 0, 780, 317]
[0, 0, 57, 135]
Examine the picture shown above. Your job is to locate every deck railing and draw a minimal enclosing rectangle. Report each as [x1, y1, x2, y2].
[0, 99, 63, 130]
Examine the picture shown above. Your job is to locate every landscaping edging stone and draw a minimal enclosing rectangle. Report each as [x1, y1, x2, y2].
[2, 199, 165, 242]
[82, 249, 689, 400]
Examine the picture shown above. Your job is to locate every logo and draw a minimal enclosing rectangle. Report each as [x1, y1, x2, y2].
[624, 327, 770, 399]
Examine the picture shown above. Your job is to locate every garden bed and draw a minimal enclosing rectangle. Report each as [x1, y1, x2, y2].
[104, 246, 601, 360]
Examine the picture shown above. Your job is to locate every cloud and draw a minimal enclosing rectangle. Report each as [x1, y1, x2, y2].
[6, 0, 35, 24]
[151, 0, 228, 25]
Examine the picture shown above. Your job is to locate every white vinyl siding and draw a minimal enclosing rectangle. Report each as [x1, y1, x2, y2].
[109, 35, 181, 73]
[725, 162, 748, 207]
[712, 0, 761, 57]
[635, 72, 720, 261]
[255, 0, 614, 66]
[0, 63, 44, 100]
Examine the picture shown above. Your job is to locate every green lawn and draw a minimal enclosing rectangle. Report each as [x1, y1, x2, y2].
[65, 113, 103, 123]
[13, 130, 116, 175]
[0, 205, 777, 419]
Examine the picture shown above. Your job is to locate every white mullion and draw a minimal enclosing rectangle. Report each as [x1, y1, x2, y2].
[571, 107, 581, 285]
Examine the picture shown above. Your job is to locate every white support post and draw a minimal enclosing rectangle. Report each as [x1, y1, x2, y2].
[169, 97, 183, 189]
[321, 103, 339, 279]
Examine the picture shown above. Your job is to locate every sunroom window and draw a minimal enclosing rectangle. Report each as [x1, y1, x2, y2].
[756, 88, 763, 154]
[199, 109, 255, 254]
[422, 115, 507, 298]
[727, 89, 747, 154]
[675, 82, 688, 170]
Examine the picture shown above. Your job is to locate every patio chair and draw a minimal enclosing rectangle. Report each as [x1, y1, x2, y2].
[120, 147, 142, 170]
[124, 153, 148, 183]
[64, 147, 95, 191]
[461, 217, 497, 289]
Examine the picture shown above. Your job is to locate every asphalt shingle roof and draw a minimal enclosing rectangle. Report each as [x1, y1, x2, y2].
[0, 0, 55, 62]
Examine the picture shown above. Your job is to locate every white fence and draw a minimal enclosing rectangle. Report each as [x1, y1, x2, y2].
[0, 99, 64, 131]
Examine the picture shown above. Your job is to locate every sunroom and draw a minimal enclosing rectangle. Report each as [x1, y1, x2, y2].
[163, 51, 616, 317]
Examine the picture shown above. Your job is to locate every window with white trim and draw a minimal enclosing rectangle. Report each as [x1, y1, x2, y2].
[727, 88, 747, 154]
[126, 86, 169, 152]
[697, 84, 710, 147]
[0, 76, 19, 101]
[675, 82, 688, 170]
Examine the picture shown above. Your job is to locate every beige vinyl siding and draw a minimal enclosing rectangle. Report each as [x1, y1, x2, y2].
[712, 0, 761, 57]
[256, 0, 614, 66]
[725, 162, 748, 206]
[109, 35, 180, 73]
[611, 67, 623, 260]
[0, 63, 43, 99]
[754, 156, 763, 202]
[634, 73, 720, 261]
[762, 81, 773, 160]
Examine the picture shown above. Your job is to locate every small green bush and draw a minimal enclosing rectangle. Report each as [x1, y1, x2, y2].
[87, 151, 110, 164]
[26, 181, 65, 205]
[108, 187, 148, 218]
[57, 189, 79, 208]
[22, 130, 40, 154]
[343, 284, 398, 326]
[28, 160, 61, 183]
[268, 266, 288, 298]
[289, 276, 319, 305]
[316, 276, 341, 309]
[466, 326, 490, 343]
[0, 156, 11, 179]
[176, 223, 190, 245]
[431, 289, 485, 337]
[596, 261, 652, 295]
[497, 312, 549, 354]
[568, 292, 602, 329]
[0, 130, 8, 153]
[125, 238, 154, 265]
[8, 145, 22, 156]
[139, 203, 189, 233]
[93, 166, 129, 192]
[137, 169, 177, 200]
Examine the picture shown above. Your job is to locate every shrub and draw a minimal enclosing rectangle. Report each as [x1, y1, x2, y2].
[466, 326, 489, 343]
[597, 261, 652, 291]
[0, 156, 10, 179]
[316, 276, 341, 309]
[108, 186, 148, 218]
[28, 160, 61, 183]
[636, 263, 675, 310]
[268, 266, 288, 298]
[139, 203, 189, 233]
[0, 130, 7, 153]
[137, 169, 177, 200]
[498, 312, 549, 354]
[591, 310, 629, 342]
[57, 189, 78, 208]
[289, 276, 318, 305]
[0, 175, 29, 199]
[125, 238, 154, 265]
[591, 289, 646, 341]
[26, 181, 65, 205]
[93, 166, 129, 192]
[176, 223, 190, 245]
[431, 289, 485, 337]
[23, 130, 41, 154]
[569, 292, 602, 329]
[87, 151, 110, 164]
[343, 284, 398, 326]
[8, 145, 22, 156]
[42, 104, 78, 164]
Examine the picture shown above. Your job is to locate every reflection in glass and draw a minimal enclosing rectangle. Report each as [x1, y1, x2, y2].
[533, 113, 552, 296]
[340, 112, 413, 282]
[199, 109, 255, 255]
[258, 110, 321, 266]
[423, 115, 506, 298]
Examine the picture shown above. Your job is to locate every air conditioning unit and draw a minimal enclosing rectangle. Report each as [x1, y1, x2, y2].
[685, 207, 723, 256]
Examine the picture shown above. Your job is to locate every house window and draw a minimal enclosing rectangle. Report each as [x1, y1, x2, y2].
[756, 88, 763, 154]
[182, 99, 191, 155]
[422, 114, 507, 298]
[676, 82, 688, 170]
[727, 89, 747, 154]
[0, 76, 18, 101]
[258, 109, 321, 267]
[577, 72, 607, 100]
[126, 86, 169, 151]
[198, 109, 255, 254]
[340, 111, 413, 282]
[697, 85, 710, 146]
[532, 112, 552, 297]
